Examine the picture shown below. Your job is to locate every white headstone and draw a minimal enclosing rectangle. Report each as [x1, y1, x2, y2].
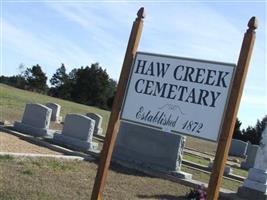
[86, 113, 103, 136]
[238, 124, 267, 199]
[53, 114, 98, 151]
[14, 103, 53, 136]
[254, 127, 267, 171]
[241, 142, 259, 170]
[46, 103, 62, 122]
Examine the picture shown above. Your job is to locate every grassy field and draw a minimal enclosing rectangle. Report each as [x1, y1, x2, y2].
[0, 83, 218, 155]
[0, 84, 244, 199]
[0, 84, 110, 132]
[183, 153, 248, 178]
[181, 166, 242, 192]
[0, 155, 192, 200]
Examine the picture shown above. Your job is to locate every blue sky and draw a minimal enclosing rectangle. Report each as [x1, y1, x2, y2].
[1, 1, 266, 129]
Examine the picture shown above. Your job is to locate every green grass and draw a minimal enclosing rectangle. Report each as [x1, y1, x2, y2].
[183, 153, 210, 166]
[183, 153, 248, 178]
[0, 83, 110, 132]
[46, 160, 73, 171]
[0, 155, 14, 161]
[21, 169, 33, 176]
[232, 167, 248, 177]
[182, 166, 242, 192]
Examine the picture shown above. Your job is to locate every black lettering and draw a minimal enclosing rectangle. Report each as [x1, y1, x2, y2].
[135, 59, 147, 74]
[173, 65, 184, 80]
[205, 69, 216, 86]
[216, 71, 229, 88]
[183, 66, 195, 82]
[157, 63, 170, 78]
[210, 91, 221, 107]
[177, 86, 188, 101]
[153, 82, 168, 97]
[143, 80, 154, 95]
[144, 62, 154, 76]
[197, 89, 209, 106]
[135, 79, 145, 93]
[185, 88, 196, 104]
[166, 84, 178, 99]
[194, 68, 205, 84]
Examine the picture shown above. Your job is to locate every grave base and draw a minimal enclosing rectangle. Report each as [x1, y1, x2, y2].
[52, 116, 62, 124]
[93, 130, 105, 138]
[241, 162, 254, 170]
[238, 168, 267, 200]
[53, 133, 98, 152]
[243, 168, 267, 192]
[13, 121, 53, 137]
[238, 186, 267, 200]
[113, 156, 192, 180]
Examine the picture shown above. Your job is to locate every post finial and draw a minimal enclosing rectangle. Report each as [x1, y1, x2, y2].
[137, 7, 145, 19]
[248, 16, 258, 30]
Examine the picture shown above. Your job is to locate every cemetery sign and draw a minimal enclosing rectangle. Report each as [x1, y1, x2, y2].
[121, 52, 235, 141]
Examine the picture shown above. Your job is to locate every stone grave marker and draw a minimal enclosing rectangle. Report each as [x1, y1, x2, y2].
[112, 121, 192, 179]
[86, 113, 103, 136]
[241, 142, 259, 170]
[229, 139, 248, 158]
[53, 114, 98, 151]
[14, 103, 53, 137]
[238, 124, 267, 200]
[46, 103, 62, 123]
[208, 162, 233, 175]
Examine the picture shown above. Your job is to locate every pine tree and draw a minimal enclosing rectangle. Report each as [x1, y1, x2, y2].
[24, 64, 47, 93]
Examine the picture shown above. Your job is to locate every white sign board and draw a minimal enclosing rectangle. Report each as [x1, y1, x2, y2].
[121, 52, 235, 141]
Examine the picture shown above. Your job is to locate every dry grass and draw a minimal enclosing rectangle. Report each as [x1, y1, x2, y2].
[185, 136, 217, 155]
[0, 132, 62, 154]
[0, 84, 244, 199]
[0, 156, 191, 200]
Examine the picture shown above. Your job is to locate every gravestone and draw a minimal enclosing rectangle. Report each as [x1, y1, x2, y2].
[53, 114, 98, 151]
[86, 113, 103, 136]
[112, 121, 192, 179]
[229, 139, 248, 158]
[46, 103, 62, 123]
[208, 162, 233, 175]
[241, 142, 259, 170]
[238, 125, 267, 200]
[13, 103, 53, 137]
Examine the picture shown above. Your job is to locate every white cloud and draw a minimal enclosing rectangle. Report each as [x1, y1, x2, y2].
[2, 19, 97, 76]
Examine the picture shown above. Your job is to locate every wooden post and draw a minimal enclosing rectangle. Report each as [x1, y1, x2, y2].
[91, 7, 145, 200]
[207, 17, 258, 200]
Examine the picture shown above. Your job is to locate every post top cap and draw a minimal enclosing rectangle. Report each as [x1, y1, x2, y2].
[137, 7, 145, 19]
[248, 16, 258, 30]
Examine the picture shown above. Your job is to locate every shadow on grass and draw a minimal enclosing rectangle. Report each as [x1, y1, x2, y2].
[138, 194, 187, 200]
[109, 161, 154, 178]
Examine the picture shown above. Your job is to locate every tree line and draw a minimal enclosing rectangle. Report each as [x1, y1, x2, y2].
[233, 116, 267, 145]
[0, 63, 116, 110]
[0, 63, 266, 144]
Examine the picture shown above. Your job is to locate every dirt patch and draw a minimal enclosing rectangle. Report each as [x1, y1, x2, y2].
[0, 131, 62, 155]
